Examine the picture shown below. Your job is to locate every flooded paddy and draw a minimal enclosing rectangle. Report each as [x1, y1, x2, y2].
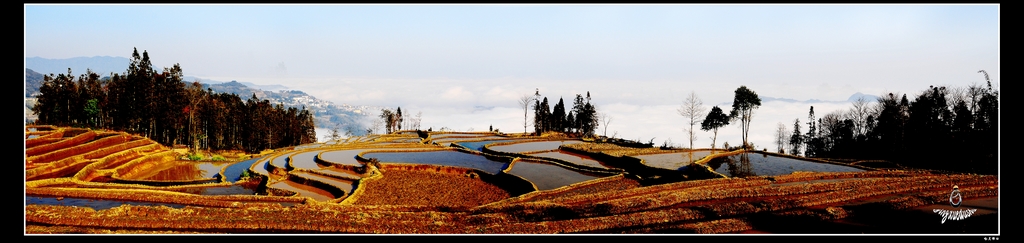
[268, 151, 299, 171]
[421, 132, 489, 139]
[26, 196, 188, 210]
[319, 149, 370, 166]
[121, 161, 231, 181]
[506, 159, 606, 191]
[433, 136, 513, 146]
[632, 151, 714, 170]
[487, 140, 583, 153]
[704, 152, 866, 178]
[250, 158, 272, 177]
[288, 150, 324, 170]
[454, 139, 528, 151]
[526, 150, 614, 170]
[290, 171, 355, 196]
[361, 150, 509, 174]
[312, 167, 362, 180]
[266, 180, 335, 201]
[387, 138, 422, 143]
[222, 157, 262, 183]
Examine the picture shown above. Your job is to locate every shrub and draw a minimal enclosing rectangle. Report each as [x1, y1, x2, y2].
[187, 153, 203, 161]
[211, 155, 226, 161]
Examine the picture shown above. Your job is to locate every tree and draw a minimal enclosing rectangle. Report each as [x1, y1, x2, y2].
[600, 112, 612, 137]
[519, 93, 534, 134]
[775, 122, 788, 153]
[701, 106, 730, 151]
[379, 109, 394, 134]
[804, 106, 818, 157]
[789, 118, 803, 156]
[565, 92, 598, 137]
[552, 97, 566, 133]
[678, 91, 706, 150]
[729, 86, 761, 149]
[396, 107, 403, 132]
[534, 97, 550, 134]
[583, 92, 598, 137]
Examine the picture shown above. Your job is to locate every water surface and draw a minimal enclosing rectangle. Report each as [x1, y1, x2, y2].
[223, 157, 262, 182]
[527, 150, 613, 169]
[26, 196, 188, 210]
[362, 150, 509, 174]
[488, 140, 583, 153]
[507, 159, 605, 190]
[705, 152, 865, 177]
[633, 151, 714, 170]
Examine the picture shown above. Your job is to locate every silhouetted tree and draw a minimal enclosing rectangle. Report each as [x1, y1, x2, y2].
[519, 93, 534, 133]
[701, 106, 730, 151]
[553, 97, 566, 133]
[729, 86, 761, 148]
[678, 91, 706, 150]
[789, 119, 802, 156]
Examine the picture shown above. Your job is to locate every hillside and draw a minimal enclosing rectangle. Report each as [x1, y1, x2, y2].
[24, 66, 375, 137]
[25, 68, 44, 97]
[202, 81, 378, 137]
[25, 56, 129, 77]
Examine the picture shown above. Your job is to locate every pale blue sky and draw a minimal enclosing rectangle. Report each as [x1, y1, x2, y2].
[24, 4, 1000, 147]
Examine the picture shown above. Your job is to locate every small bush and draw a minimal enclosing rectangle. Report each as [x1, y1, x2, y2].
[211, 155, 226, 161]
[187, 153, 203, 161]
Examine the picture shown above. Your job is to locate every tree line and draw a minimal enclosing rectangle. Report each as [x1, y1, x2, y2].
[531, 90, 599, 137]
[31, 48, 317, 153]
[786, 76, 998, 174]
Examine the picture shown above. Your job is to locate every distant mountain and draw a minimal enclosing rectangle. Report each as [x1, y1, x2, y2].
[846, 92, 880, 103]
[202, 81, 379, 136]
[188, 77, 288, 91]
[25, 56, 130, 77]
[24, 65, 376, 136]
[757, 93, 880, 104]
[25, 68, 44, 97]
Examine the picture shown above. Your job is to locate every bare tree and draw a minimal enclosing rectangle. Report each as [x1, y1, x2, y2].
[849, 97, 871, 137]
[678, 91, 707, 150]
[600, 112, 613, 137]
[775, 122, 788, 153]
[518, 94, 534, 134]
[413, 111, 422, 130]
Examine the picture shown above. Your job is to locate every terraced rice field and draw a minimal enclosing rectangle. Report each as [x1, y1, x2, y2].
[703, 152, 866, 178]
[25, 127, 999, 234]
[632, 150, 714, 170]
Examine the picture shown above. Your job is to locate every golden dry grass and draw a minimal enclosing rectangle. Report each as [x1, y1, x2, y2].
[351, 169, 511, 207]
[24, 126, 999, 234]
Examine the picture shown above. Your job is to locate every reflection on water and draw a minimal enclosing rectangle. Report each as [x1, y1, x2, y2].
[267, 180, 334, 201]
[320, 149, 369, 166]
[289, 150, 324, 170]
[251, 158, 271, 176]
[706, 152, 864, 177]
[527, 151, 613, 169]
[270, 151, 299, 170]
[178, 184, 258, 195]
[223, 157, 261, 183]
[362, 150, 508, 174]
[26, 196, 188, 210]
[507, 159, 604, 190]
[488, 140, 583, 153]
[455, 139, 522, 151]
[291, 171, 355, 196]
[633, 151, 713, 170]
[139, 161, 231, 181]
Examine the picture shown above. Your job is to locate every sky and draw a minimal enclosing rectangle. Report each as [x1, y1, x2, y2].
[24, 4, 1000, 149]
